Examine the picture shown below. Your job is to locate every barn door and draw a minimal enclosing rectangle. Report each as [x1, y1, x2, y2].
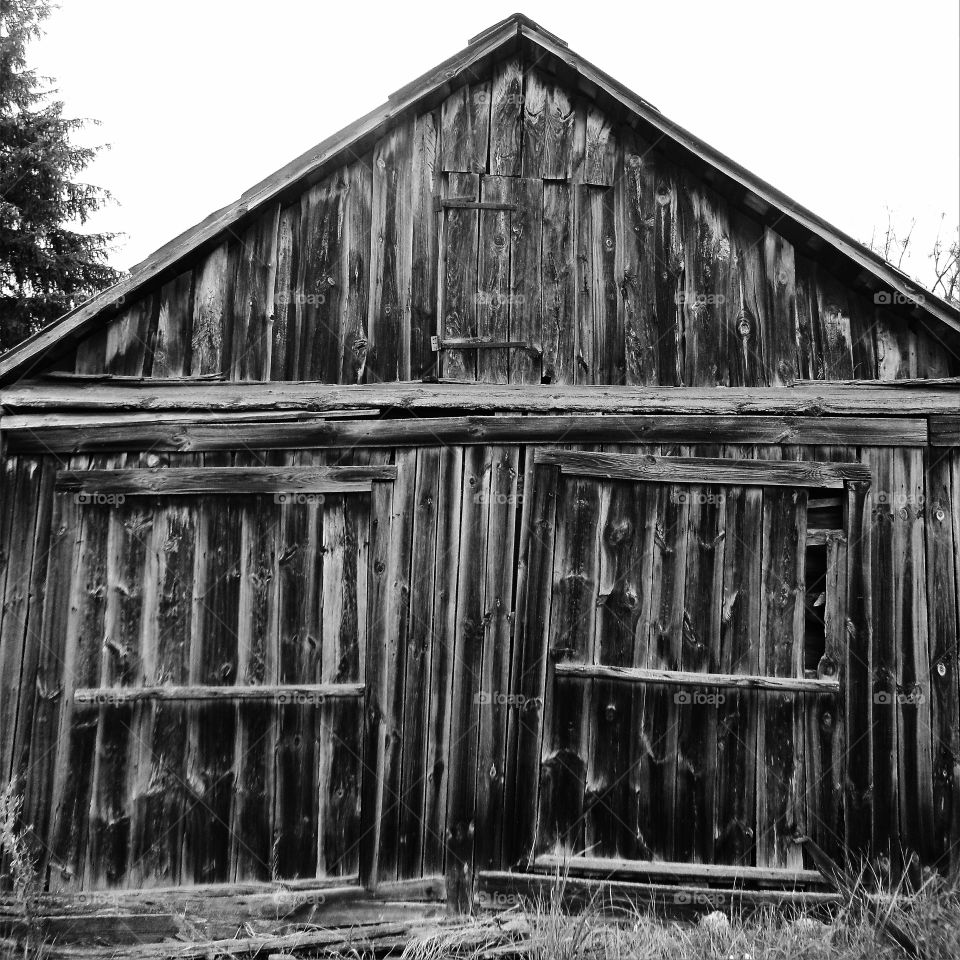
[514, 449, 870, 879]
[35, 464, 392, 891]
[437, 176, 542, 383]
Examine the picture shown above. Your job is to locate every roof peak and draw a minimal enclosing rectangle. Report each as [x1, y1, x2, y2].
[467, 13, 568, 48]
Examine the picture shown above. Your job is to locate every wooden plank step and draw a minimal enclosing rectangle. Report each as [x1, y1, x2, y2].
[532, 854, 827, 887]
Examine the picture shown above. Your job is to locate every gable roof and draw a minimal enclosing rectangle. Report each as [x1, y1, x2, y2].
[2, 12, 958, 385]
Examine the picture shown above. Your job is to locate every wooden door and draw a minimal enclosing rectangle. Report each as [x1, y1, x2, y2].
[438, 175, 543, 383]
[512, 449, 870, 879]
[33, 465, 390, 891]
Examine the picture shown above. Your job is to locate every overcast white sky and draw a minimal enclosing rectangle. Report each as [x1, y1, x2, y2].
[30, 0, 960, 291]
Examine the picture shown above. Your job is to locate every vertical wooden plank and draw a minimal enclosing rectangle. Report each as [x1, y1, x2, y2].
[646, 480, 690, 860]
[0, 461, 52, 786]
[105, 295, 157, 376]
[616, 132, 659, 386]
[477, 176, 513, 383]
[541, 182, 575, 385]
[815, 271, 857, 380]
[865, 448, 898, 864]
[653, 163, 683, 385]
[520, 68, 547, 178]
[440, 81, 491, 174]
[715, 475, 762, 865]
[273, 452, 324, 880]
[679, 184, 731, 387]
[341, 158, 373, 384]
[845, 478, 873, 859]
[127, 499, 196, 887]
[475, 447, 520, 872]
[728, 213, 769, 387]
[410, 115, 440, 379]
[74, 327, 107, 373]
[927, 449, 960, 869]
[589, 471, 647, 859]
[846, 289, 879, 381]
[893, 448, 934, 866]
[152, 271, 194, 377]
[319, 491, 368, 877]
[574, 185, 618, 384]
[446, 446, 493, 910]
[508, 457, 559, 867]
[46, 483, 107, 891]
[581, 105, 616, 186]
[369, 123, 414, 382]
[441, 173, 480, 380]
[807, 531, 847, 859]
[271, 203, 301, 380]
[230, 204, 280, 381]
[762, 230, 798, 386]
[542, 83, 576, 180]
[86, 499, 151, 888]
[422, 447, 464, 876]
[490, 58, 522, 176]
[373, 450, 415, 882]
[795, 256, 821, 380]
[756, 486, 807, 868]
[358, 451, 393, 887]
[509, 178, 543, 384]
[541, 468, 602, 858]
[191, 243, 231, 376]
[229, 494, 278, 881]
[25, 487, 82, 882]
[674, 477, 725, 864]
[397, 448, 441, 878]
[183, 491, 241, 884]
[298, 178, 345, 382]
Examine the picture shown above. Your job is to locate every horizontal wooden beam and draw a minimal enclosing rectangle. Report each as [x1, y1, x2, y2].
[929, 415, 960, 446]
[3, 380, 959, 416]
[807, 527, 845, 547]
[73, 683, 365, 705]
[536, 449, 871, 489]
[55, 465, 395, 496]
[553, 662, 839, 693]
[477, 871, 841, 911]
[532, 854, 824, 887]
[5, 413, 927, 454]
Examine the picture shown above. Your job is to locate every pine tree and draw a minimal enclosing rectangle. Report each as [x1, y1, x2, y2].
[0, 0, 122, 352]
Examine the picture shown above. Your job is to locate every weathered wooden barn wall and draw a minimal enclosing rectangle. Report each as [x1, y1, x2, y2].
[43, 54, 954, 385]
[2, 437, 958, 896]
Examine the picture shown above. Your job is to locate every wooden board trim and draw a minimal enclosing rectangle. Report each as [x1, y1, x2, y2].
[532, 854, 825, 886]
[55, 466, 395, 495]
[73, 683, 364, 705]
[536, 449, 871, 488]
[4, 381, 956, 416]
[553, 663, 839, 693]
[5, 413, 927, 454]
[477, 870, 841, 908]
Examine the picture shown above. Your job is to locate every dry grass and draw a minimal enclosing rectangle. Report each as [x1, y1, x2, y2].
[400, 866, 960, 960]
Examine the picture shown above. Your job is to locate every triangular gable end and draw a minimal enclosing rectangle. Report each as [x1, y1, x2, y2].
[1, 12, 957, 386]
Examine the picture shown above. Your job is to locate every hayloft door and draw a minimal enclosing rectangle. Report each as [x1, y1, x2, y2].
[512, 449, 870, 879]
[436, 176, 542, 383]
[34, 465, 391, 891]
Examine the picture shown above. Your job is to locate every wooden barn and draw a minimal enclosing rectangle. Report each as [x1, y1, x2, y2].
[1, 12, 960, 946]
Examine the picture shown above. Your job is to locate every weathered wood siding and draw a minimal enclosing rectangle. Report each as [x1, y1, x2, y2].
[2, 438, 958, 891]
[49, 56, 953, 384]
